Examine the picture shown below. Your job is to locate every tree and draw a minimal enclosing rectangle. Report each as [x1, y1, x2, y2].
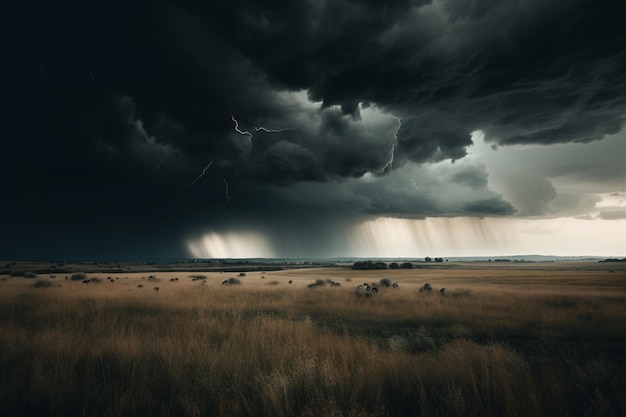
[353, 261, 388, 270]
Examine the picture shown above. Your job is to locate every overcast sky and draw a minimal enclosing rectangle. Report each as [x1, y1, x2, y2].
[2, 0, 626, 260]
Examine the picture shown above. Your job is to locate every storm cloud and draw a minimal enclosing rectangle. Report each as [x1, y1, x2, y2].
[2, 0, 625, 259]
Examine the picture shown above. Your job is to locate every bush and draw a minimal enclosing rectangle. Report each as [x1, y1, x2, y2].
[400, 262, 413, 269]
[315, 279, 326, 286]
[24, 271, 37, 279]
[33, 279, 52, 288]
[227, 277, 241, 285]
[10, 271, 25, 277]
[379, 278, 392, 287]
[190, 275, 207, 281]
[70, 273, 87, 281]
[90, 277, 102, 283]
[389, 262, 399, 269]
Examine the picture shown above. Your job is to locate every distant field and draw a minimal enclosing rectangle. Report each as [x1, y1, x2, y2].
[1, 262, 625, 417]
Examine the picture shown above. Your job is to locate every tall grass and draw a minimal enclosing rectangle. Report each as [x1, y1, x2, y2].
[0, 272, 624, 417]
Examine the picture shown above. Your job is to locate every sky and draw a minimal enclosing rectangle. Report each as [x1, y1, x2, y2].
[2, 0, 626, 260]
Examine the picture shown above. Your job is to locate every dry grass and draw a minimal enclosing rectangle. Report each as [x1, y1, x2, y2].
[0, 263, 625, 417]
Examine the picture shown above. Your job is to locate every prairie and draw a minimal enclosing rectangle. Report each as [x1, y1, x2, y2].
[1, 262, 625, 417]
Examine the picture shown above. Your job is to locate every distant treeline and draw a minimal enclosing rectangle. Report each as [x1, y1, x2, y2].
[352, 261, 415, 270]
[352, 261, 387, 270]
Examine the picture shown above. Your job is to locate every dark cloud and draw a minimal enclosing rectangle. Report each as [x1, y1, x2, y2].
[2, 0, 626, 259]
[22, 0, 625, 186]
[597, 210, 626, 220]
[462, 197, 517, 216]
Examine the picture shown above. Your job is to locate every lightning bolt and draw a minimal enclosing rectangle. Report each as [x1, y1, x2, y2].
[40, 64, 50, 89]
[231, 115, 255, 177]
[186, 160, 214, 187]
[217, 175, 231, 211]
[254, 126, 294, 133]
[232, 115, 253, 137]
[151, 155, 167, 176]
[232, 116, 295, 163]
[224, 117, 294, 207]
[380, 115, 401, 174]
[382, 142, 396, 173]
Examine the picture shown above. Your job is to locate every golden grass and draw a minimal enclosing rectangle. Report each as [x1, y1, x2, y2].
[0, 263, 625, 416]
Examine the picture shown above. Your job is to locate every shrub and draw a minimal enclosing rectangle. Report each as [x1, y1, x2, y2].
[379, 278, 392, 287]
[400, 262, 413, 269]
[24, 271, 37, 279]
[70, 273, 87, 281]
[10, 271, 25, 277]
[33, 279, 52, 288]
[227, 277, 241, 285]
[389, 262, 399, 269]
[90, 277, 102, 284]
[190, 275, 207, 281]
[315, 279, 326, 286]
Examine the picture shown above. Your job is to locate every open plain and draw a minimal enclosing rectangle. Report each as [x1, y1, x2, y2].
[1, 261, 625, 417]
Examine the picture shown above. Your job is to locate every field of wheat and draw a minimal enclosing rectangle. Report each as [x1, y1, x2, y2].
[1, 262, 625, 417]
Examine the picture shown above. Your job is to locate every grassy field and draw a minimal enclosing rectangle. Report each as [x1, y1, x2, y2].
[1, 262, 625, 417]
